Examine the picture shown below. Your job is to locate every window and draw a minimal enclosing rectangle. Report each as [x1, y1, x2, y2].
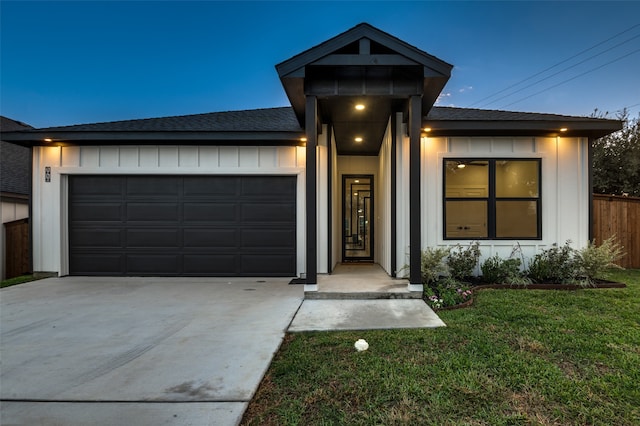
[444, 159, 541, 240]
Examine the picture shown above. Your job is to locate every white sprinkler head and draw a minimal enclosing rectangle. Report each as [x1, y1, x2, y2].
[354, 338, 369, 351]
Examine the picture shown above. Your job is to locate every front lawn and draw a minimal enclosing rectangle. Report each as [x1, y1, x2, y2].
[242, 269, 640, 425]
[0, 274, 39, 288]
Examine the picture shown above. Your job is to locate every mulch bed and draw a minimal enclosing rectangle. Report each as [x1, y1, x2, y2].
[433, 280, 626, 311]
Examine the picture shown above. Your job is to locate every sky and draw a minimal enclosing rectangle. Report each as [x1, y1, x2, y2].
[1, 1, 639, 129]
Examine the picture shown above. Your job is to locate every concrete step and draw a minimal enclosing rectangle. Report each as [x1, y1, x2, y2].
[304, 291, 423, 300]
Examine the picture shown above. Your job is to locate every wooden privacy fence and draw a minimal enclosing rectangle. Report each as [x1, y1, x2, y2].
[4, 218, 30, 279]
[593, 194, 640, 269]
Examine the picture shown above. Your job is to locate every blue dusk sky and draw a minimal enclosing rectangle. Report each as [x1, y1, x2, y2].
[1, 1, 639, 128]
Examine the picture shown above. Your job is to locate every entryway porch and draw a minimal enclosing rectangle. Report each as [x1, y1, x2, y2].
[305, 263, 422, 300]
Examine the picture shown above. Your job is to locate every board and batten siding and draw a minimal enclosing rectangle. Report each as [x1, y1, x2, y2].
[416, 135, 590, 273]
[32, 145, 306, 276]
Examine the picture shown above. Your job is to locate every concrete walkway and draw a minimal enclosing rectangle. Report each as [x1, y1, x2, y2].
[289, 299, 445, 331]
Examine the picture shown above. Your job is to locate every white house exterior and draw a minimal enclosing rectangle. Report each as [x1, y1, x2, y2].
[1, 24, 621, 291]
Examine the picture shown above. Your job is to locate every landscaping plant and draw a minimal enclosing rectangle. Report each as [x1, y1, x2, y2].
[527, 241, 581, 283]
[418, 247, 449, 285]
[446, 241, 480, 281]
[480, 256, 530, 285]
[577, 236, 625, 285]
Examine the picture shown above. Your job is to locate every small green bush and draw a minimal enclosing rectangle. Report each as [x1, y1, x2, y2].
[577, 236, 624, 284]
[527, 241, 580, 283]
[424, 278, 472, 309]
[480, 255, 528, 285]
[447, 241, 480, 281]
[420, 247, 449, 285]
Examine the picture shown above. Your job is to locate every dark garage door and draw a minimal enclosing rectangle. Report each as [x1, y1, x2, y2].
[69, 175, 296, 276]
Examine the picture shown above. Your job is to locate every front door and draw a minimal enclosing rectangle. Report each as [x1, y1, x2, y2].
[342, 175, 374, 262]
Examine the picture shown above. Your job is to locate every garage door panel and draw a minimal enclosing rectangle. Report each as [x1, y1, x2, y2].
[127, 254, 180, 274]
[241, 176, 295, 197]
[241, 203, 295, 222]
[241, 229, 296, 248]
[127, 177, 180, 197]
[183, 177, 239, 196]
[70, 203, 122, 221]
[126, 203, 179, 221]
[183, 203, 237, 222]
[70, 254, 124, 275]
[70, 176, 124, 197]
[69, 175, 296, 276]
[183, 255, 237, 274]
[71, 229, 123, 248]
[127, 229, 180, 248]
[241, 254, 296, 276]
[183, 229, 237, 248]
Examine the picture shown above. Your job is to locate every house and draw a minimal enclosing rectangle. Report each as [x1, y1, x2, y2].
[1, 116, 33, 279]
[0, 23, 621, 291]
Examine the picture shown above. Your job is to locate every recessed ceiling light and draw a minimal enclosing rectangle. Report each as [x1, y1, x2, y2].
[44, 138, 53, 142]
[560, 127, 568, 132]
[457, 163, 466, 169]
[354, 137, 363, 142]
[300, 137, 307, 142]
[423, 127, 432, 132]
[355, 104, 365, 111]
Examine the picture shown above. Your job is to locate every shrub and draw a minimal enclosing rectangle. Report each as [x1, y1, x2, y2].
[577, 236, 625, 284]
[447, 241, 480, 281]
[481, 255, 528, 285]
[527, 241, 580, 283]
[424, 278, 473, 310]
[420, 247, 449, 285]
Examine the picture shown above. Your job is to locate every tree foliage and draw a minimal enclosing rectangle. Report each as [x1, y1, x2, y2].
[592, 109, 640, 197]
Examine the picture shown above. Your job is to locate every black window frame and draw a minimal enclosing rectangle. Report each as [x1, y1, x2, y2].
[443, 158, 542, 240]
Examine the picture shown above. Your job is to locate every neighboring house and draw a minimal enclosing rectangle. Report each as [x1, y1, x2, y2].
[1, 116, 33, 279]
[0, 23, 621, 291]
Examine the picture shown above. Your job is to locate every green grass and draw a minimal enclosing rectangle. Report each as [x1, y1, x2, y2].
[0, 274, 40, 288]
[242, 269, 640, 425]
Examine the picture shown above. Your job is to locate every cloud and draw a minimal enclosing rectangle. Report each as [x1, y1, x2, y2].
[458, 85, 474, 93]
[435, 92, 451, 104]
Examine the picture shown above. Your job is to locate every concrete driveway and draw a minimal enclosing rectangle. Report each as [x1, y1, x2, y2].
[0, 277, 304, 425]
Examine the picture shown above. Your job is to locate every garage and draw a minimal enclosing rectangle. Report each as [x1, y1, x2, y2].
[68, 175, 296, 276]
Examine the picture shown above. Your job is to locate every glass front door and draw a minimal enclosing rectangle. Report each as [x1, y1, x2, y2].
[343, 175, 373, 262]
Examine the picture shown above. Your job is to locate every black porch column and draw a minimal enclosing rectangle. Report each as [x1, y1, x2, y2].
[305, 95, 318, 285]
[409, 95, 422, 286]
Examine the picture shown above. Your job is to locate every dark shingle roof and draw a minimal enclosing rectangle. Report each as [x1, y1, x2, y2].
[1, 116, 33, 132]
[38, 107, 302, 132]
[426, 106, 612, 122]
[0, 106, 621, 144]
[1, 117, 33, 196]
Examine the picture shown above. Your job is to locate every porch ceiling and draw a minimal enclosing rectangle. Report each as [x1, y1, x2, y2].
[320, 96, 404, 155]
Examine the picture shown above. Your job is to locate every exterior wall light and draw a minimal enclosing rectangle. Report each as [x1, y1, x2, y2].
[354, 137, 363, 142]
[355, 104, 365, 110]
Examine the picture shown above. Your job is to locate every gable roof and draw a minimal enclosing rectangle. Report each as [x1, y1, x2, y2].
[276, 22, 453, 126]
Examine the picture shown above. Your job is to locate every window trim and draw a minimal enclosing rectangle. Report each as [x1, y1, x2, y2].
[443, 158, 542, 240]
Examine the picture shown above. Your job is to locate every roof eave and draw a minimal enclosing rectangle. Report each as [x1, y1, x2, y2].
[1, 130, 305, 146]
[422, 119, 623, 139]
